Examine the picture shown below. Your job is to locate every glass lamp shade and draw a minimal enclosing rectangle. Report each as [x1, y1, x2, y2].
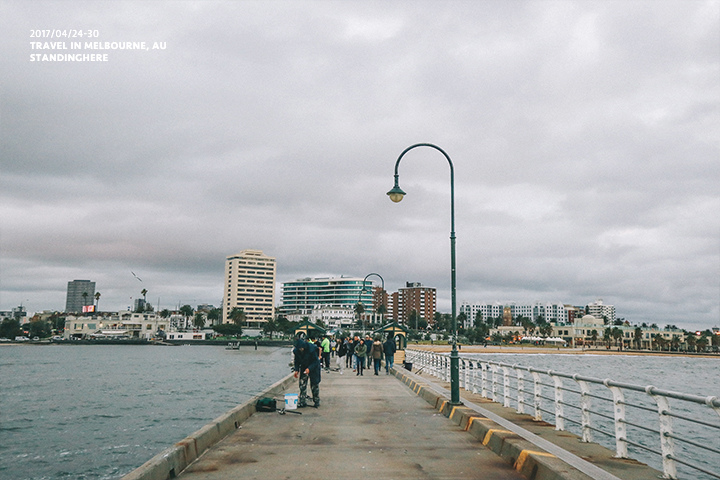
[386, 186, 406, 203]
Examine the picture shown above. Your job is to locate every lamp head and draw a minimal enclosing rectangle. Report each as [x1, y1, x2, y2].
[386, 184, 406, 203]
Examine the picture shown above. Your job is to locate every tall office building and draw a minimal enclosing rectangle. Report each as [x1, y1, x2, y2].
[223, 250, 276, 327]
[65, 280, 96, 313]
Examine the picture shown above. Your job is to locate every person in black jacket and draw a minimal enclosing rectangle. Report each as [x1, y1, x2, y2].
[383, 336, 397, 374]
[293, 337, 321, 408]
[335, 336, 347, 374]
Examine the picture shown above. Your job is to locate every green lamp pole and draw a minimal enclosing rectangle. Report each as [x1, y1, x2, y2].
[363, 273, 385, 326]
[387, 143, 461, 405]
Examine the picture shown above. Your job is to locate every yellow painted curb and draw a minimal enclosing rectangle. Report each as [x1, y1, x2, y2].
[514, 449, 556, 471]
[464, 416, 488, 431]
[482, 428, 513, 446]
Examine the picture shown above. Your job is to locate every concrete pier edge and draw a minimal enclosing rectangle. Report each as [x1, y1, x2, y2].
[391, 365, 662, 480]
[121, 372, 295, 480]
[391, 367, 598, 480]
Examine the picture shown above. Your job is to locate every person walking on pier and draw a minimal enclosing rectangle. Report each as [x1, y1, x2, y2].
[345, 337, 353, 368]
[371, 336, 383, 375]
[383, 335, 396, 374]
[293, 337, 321, 408]
[364, 335, 373, 369]
[336, 336, 346, 374]
[354, 339, 366, 376]
[320, 334, 331, 372]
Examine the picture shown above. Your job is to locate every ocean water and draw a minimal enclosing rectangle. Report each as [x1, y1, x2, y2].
[460, 351, 720, 480]
[0, 344, 291, 480]
[1, 346, 717, 480]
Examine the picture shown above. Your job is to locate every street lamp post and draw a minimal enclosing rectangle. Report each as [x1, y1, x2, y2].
[387, 143, 461, 405]
[356, 273, 385, 331]
[363, 273, 385, 326]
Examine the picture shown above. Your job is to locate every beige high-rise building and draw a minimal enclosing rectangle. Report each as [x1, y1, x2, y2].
[223, 250, 276, 327]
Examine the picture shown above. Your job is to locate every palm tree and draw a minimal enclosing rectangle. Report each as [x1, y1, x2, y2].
[81, 292, 89, 310]
[262, 318, 277, 339]
[179, 304, 194, 330]
[634, 327, 643, 350]
[376, 304, 387, 325]
[193, 312, 205, 329]
[612, 327, 623, 350]
[229, 307, 246, 326]
[603, 328, 612, 348]
[207, 308, 221, 326]
[94, 292, 101, 311]
[354, 302, 365, 330]
[686, 333, 697, 352]
[474, 311, 484, 328]
[653, 334, 666, 351]
[590, 330, 598, 347]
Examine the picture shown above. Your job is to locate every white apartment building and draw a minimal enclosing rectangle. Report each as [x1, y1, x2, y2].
[223, 249, 276, 327]
[459, 301, 569, 328]
[586, 299, 616, 323]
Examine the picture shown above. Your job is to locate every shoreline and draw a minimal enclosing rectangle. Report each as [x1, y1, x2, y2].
[410, 344, 720, 359]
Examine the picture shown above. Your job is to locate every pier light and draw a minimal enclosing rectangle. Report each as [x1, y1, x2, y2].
[386, 143, 461, 405]
[386, 179, 406, 203]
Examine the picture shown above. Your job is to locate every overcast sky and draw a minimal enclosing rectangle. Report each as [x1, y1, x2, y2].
[1, 0, 718, 330]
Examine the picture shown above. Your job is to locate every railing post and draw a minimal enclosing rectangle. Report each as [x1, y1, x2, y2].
[531, 371, 542, 421]
[550, 371, 565, 431]
[573, 375, 592, 443]
[463, 360, 472, 391]
[470, 360, 478, 394]
[605, 381, 629, 458]
[515, 366, 525, 414]
[647, 386, 677, 480]
[480, 362, 488, 398]
[491, 364, 499, 403]
[501, 366, 511, 408]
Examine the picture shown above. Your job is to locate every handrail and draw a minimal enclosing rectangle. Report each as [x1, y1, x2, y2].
[404, 349, 720, 480]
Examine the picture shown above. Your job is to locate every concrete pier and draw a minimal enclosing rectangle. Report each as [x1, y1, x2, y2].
[124, 358, 663, 480]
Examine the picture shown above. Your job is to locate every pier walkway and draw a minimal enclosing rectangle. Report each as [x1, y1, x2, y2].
[125, 356, 663, 480]
[174, 366, 525, 480]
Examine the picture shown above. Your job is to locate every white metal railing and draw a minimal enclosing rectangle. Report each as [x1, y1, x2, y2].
[403, 349, 720, 480]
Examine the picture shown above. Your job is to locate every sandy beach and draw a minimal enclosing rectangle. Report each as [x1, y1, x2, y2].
[407, 343, 719, 358]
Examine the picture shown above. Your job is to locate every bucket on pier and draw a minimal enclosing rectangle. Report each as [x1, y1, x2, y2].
[285, 393, 298, 410]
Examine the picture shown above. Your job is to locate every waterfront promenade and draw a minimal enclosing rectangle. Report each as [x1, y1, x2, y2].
[124, 352, 663, 480]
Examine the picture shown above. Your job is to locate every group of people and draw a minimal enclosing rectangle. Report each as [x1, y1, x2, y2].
[292, 333, 398, 409]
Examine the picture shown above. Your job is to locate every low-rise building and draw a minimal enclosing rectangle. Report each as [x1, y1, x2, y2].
[64, 311, 169, 340]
